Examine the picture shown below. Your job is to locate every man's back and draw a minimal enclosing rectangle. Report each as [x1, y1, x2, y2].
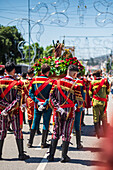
[0, 75, 22, 113]
[49, 76, 83, 116]
[29, 75, 54, 102]
[89, 77, 110, 106]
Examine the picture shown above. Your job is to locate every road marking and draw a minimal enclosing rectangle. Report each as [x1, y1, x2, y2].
[36, 124, 53, 169]
[36, 149, 49, 170]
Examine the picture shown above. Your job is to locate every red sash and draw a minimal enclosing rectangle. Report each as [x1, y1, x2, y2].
[93, 78, 107, 114]
[0, 80, 23, 127]
[57, 80, 75, 108]
[0, 80, 17, 99]
[34, 78, 52, 102]
[93, 78, 106, 95]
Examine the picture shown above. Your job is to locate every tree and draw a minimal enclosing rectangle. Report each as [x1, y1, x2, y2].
[0, 25, 24, 64]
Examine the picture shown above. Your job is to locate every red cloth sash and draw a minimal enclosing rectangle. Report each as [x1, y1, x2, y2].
[93, 78, 106, 95]
[34, 78, 52, 96]
[57, 80, 75, 108]
[19, 108, 23, 128]
[93, 78, 107, 114]
[34, 78, 52, 102]
[0, 80, 23, 127]
[0, 80, 17, 99]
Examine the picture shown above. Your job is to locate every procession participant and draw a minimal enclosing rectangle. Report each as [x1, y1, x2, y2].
[25, 68, 35, 131]
[20, 72, 28, 125]
[20, 68, 35, 131]
[73, 72, 86, 149]
[47, 65, 83, 162]
[0, 66, 13, 132]
[80, 74, 86, 126]
[27, 64, 54, 148]
[0, 62, 30, 160]
[84, 73, 92, 115]
[27, 68, 41, 135]
[89, 70, 110, 139]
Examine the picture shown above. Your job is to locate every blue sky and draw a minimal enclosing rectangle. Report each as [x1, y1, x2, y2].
[1, 0, 113, 59]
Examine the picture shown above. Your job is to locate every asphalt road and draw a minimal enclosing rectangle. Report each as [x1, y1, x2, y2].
[1, 94, 113, 170]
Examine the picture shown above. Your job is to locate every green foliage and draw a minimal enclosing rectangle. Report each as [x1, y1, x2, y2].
[0, 25, 24, 64]
[33, 50, 85, 76]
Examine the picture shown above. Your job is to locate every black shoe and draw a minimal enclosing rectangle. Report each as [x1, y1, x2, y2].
[61, 141, 70, 163]
[27, 129, 36, 148]
[0, 156, 3, 160]
[8, 127, 13, 132]
[41, 143, 50, 148]
[47, 139, 58, 162]
[47, 155, 54, 162]
[37, 130, 41, 135]
[77, 143, 83, 149]
[81, 123, 86, 126]
[61, 155, 70, 163]
[41, 130, 49, 148]
[19, 153, 30, 160]
[27, 143, 32, 148]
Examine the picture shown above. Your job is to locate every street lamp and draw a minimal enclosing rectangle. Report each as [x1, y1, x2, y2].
[28, 0, 31, 67]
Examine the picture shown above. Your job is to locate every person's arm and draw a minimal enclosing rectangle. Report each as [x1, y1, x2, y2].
[81, 80, 86, 101]
[1, 81, 22, 114]
[49, 81, 60, 109]
[106, 78, 110, 95]
[89, 81, 93, 97]
[29, 82, 40, 104]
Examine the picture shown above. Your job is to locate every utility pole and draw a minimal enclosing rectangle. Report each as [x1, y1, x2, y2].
[28, 0, 31, 66]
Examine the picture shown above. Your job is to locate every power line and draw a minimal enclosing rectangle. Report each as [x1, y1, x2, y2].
[0, 16, 14, 20]
[44, 24, 113, 29]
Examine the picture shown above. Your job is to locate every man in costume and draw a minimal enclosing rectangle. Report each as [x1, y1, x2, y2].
[47, 65, 83, 162]
[89, 70, 110, 138]
[20, 72, 27, 124]
[73, 72, 86, 149]
[84, 73, 92, 115]
[22, 68, 35, 131]
[0, 62, 30, 160]
[27, 64, 54, 148]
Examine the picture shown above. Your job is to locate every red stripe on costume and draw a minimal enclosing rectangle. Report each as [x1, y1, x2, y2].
[93, 79, 105, 95]
[0, 80, 17, 99]
[34, 78, 52, 96]
[76, 79, 84, 86]
[93, 95, 107, 114]
[19, 108, 23, 128]
[34, 77, 50, 82]
[57, 80, 75, 108]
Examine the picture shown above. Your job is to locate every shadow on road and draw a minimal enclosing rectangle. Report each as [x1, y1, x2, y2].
[69, 158, 107, 167]
[25, 157, 107, 167]
[68, 146, 103, 152]
[81, 125, 95, 136]
[2, 158, 19, 161]
[85, 113, 93, 116]
[2, 156, 106, 167]
[25, 157, 60, 163]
